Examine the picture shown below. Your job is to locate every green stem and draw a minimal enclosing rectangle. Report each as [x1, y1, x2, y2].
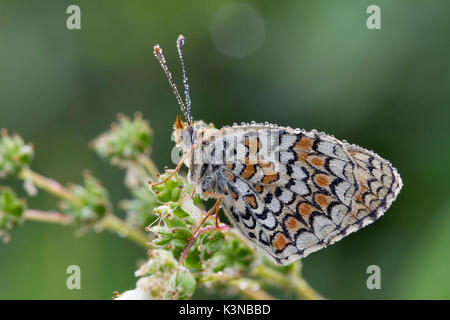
[291, 272, 325, 300]
[132, 164, 154, 186]
[197, 232, 320, 300]
[253, 264, 324, 300]
[23, 209, 150, 249]
[20, 168, 150, 249]
[196, 271, 239, 284]
[100, 214, 150, 249]
[138, 156, 159, 180]
[24, 209, 72, 224]
[198, 273, 275, 299]
[19, 168, 82, 205]
[224, 230, 322, 299]
[228, 279, 275, 300]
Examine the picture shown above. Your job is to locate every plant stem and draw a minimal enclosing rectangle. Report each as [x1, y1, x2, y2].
[253, 264, 324, 300]
[195, 219, 322, 300]
[132, 164, 154, 186]
[19, 168, 81, 205]
[24, 209, 150, 249]
[24, 209, 72, 224]
[228, 279, 275, 300]
[290, 272, 325, 300]
[19, 168, 150, 249]
[100, 214, 150, 249]
[138, 156, 159, 180]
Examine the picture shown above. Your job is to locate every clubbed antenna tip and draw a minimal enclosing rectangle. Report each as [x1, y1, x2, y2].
[177, 34, 185, 46]
[153, 35, 193, 126]
[176, 34, 192, 125]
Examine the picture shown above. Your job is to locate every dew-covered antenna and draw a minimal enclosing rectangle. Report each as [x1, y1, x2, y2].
[153, 35, 193, 125]
[176, 35, 192, 125]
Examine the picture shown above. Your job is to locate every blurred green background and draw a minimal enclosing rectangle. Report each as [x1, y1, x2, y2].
[1, 0, 449, 299]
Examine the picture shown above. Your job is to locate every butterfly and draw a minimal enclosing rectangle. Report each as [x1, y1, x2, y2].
[151, 35, 403, 266]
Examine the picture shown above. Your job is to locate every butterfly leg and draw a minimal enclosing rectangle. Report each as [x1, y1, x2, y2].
[149, 145, 194, 187]
[190, 184, 196, 199]
[179, 194, 223, 264]
[203, 191, 222, 227]
[214, 205, 220, 227]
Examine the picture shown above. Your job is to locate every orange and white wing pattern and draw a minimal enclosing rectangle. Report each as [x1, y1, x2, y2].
[213, 124, 402, 265]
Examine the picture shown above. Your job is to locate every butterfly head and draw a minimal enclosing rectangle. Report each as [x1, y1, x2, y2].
[173, 115, 214, 156]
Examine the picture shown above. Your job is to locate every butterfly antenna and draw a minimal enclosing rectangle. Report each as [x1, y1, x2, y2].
[176, 34, 193, 125]
[153, 43, 189, 123]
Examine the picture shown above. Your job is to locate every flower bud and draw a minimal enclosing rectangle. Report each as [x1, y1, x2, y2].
[91, 113, 152, 166]
[60, 173, 111, 224]
[0, 130, 33, 178]
[0, 186, 26, 241]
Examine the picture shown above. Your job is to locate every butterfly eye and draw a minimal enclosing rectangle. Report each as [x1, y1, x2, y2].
[181, 127, 194, 148]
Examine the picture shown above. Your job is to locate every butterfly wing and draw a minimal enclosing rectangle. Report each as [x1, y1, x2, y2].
[214, 125, 402, 265]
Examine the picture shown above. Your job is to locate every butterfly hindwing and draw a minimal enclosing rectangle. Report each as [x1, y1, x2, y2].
[209, 125, 402, 265]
